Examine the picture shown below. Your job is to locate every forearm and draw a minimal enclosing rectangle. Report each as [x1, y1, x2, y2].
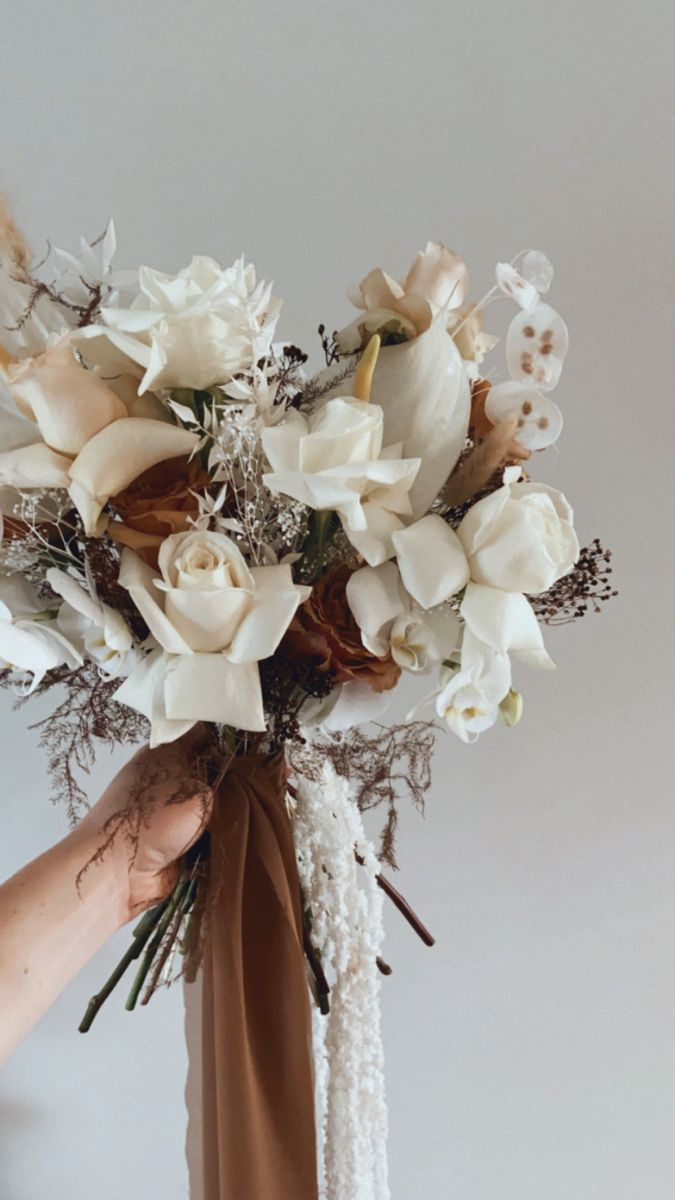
[0, 828, 127, 1062]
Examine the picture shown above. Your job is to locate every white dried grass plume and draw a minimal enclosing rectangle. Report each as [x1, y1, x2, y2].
[293, 759, 389, 1200]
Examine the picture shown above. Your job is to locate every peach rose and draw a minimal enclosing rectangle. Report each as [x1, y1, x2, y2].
[110, 456, 209, 566]
[284, 564, 401, 693]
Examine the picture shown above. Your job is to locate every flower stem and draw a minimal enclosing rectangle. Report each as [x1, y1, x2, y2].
[78, 900, 168, 1033]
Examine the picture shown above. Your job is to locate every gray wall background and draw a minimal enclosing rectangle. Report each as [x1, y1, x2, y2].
[1, 1, 674, 1197]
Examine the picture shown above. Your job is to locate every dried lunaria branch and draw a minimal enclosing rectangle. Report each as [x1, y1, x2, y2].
[0, 194, 31, 277]
[441, 418, 530, 508]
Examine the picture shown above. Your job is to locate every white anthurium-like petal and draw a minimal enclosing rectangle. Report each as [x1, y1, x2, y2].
[367, 315, 471, 516]
[506, 303, 569, 392]
[227, 565, 309, 664]
[68, 418, 199, 534]
[114, 649, 195, 748]
[461, 582, 555, 670]
[118, 548, 193, 655]
[0, 443, 72, 489]
[346, 503, 406, 567]
[485, 382, 563, 451]
[346, 561, 404, 657]
[495, 263, 539, 311]
[392, 515, 469, 609]
[163, 587, 252, 653]
[163, 653, 265, 730]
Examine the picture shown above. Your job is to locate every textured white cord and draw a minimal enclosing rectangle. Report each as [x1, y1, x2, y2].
[293, 761, 389, 1200]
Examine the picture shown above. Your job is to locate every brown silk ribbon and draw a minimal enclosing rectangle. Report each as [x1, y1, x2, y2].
[200, 752, 319, 1200]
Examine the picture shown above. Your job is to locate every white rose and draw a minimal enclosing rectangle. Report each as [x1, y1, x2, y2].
[46, 567, 138, 680]
[458, 480, 579, 594]
[262, 398, 420, 566]
[115, 531, 308, 745]
[79, 255, 281, 394]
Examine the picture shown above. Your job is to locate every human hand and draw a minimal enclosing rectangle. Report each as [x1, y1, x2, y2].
[72, 726, 214, 926]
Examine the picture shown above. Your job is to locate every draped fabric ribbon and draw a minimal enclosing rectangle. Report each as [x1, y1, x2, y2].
[200, 752, 319, 1200]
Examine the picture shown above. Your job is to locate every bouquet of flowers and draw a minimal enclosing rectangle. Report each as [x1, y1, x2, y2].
[0, 202, 614, 1200]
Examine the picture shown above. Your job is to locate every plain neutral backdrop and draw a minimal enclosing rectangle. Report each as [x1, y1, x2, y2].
[1, 2, 674, 1197]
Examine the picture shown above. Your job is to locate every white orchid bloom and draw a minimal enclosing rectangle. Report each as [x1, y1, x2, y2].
[78, 255, 281, 394]
[345, 560, 437, 673]
[46, 567, 138, 679]
[262, 397, 420, 567]
[0, 576, 81, 693]
[114, 531, 308, 746]
[435, 630, 511, 743]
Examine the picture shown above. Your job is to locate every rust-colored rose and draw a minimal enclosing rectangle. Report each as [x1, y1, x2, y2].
[285, 564, 401, 694]
[110, 456, 209, 566]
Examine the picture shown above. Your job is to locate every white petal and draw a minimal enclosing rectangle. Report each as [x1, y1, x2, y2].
[367, 316, 471, 515]
[346, 562, 404, 656]
[163, 653, 265, 730]
[113, 649, 195, 747]
[226, 565, 308, 663]
[392, 515, 469, 609]
[118, 548, 193, 655]
[68, 417, 199, 532]
[461, 583, 555, 670]
[46, 567, 103, 627]
[346, 502, 404, 566]
[0, 443, 72, 489]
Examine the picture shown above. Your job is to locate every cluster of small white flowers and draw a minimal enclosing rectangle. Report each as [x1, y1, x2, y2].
[293, 761, 389, 1200]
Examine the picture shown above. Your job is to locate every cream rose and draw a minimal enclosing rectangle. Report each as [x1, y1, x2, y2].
[78, 255, 281, 394]
[115, 531, 308, 745]
[262, 397, 420, 566]
[457, 480, 579, 594]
